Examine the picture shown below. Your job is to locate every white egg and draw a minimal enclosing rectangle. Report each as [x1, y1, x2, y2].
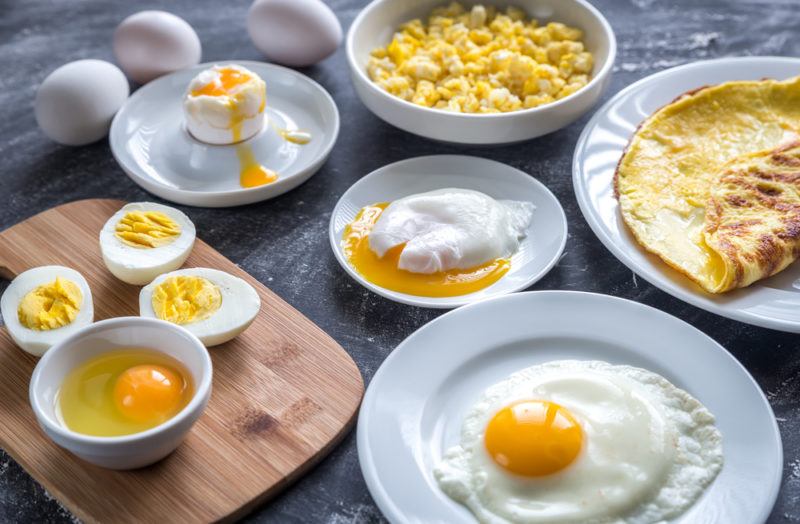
[0, 266, 94, 356]
[139, 268, 260, 347]
[434, 360, 723, 524]
[369, 189, 535, 273]
[35, 60, 129, 146]
[99, 202, 196, 285]
[113, 10, 202, 84]
[247, 0, 342, 67]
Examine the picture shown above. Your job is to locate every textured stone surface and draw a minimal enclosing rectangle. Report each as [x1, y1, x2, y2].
[1, 0, 799, 522]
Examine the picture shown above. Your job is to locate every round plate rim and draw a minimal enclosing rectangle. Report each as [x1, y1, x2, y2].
[328, 155, 568, 308]
[357, 289, 783, 523]
[572, 55, 800, 333]
[109, 60, 340, 207]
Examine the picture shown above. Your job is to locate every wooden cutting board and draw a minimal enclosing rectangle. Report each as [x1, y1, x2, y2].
[0, 199, 364, 523]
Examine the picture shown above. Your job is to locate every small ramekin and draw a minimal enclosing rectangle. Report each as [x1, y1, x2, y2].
[29, 317, 212, 470]
[347, 0, 617, 145]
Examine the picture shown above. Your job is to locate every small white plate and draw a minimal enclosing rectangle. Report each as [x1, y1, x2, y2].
[329, 156, 567, 308]
[357, 291, 782, 523]
[573, 56, 800, 332]
[110, 61, 339, 208]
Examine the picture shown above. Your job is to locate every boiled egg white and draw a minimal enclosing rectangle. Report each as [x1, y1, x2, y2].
[139, 268, 260, 347]
[99, 202, 196, 286]
[434, 360, 724, 523]
[0, 266, 94, 356]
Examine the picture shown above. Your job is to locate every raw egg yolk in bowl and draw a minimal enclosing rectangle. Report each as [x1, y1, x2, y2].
[58, 348, 194, 437]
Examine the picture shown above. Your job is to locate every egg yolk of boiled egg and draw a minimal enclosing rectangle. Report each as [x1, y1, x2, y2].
[59, 349, 194, 436]
[115, 210, 181, 248]
[151, 275, 222, 324]
[484, 399, 583, 477]
[17, 277, 82, 330]
[343, 204, 510, 297]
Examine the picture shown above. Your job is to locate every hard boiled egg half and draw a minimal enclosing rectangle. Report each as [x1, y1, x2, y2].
[1, 266, 94, 356]
[100, 202, 196, 285]
[139, 268, 260, 347]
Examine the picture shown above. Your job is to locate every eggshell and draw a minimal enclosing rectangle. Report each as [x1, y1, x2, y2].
[247, 0, 342, 67]
[35, 59, 130, 146]
[113, 10, 202, 84]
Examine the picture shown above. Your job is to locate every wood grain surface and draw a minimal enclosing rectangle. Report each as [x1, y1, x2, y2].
[0, 199, 364, 523]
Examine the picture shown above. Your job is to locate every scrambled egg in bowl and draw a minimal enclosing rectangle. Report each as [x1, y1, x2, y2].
[367, 2, 593, 113]
[616, 76, 800, 293]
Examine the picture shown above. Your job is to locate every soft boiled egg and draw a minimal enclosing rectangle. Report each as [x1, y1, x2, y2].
[0, 266, 94, 356]
[343, 188, 534, 297]
[99, 202, 196, 286]
[139, 268, 260, 347]
[434, 360, 724, 523]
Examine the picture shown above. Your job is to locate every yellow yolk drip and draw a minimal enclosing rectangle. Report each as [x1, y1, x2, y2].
[343, 204, 511, 297]
[151, 275, 222, 325]
[115, 211, 181, 248]
[237, 145, 278, 188]
[59, 349, 194, 436]
[190, 67, 253, 98]
[278, 129, 312, 145]
[17, 277, 82, 330]
[484, 400, 583, 477]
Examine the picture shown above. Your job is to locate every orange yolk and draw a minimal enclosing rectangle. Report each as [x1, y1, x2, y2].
[237, 144, 278, 188]
[484, 400, 583, 477]
[191, 67, 253, 98]
[113, 364, 186, 424]
[342, 203, 511, 297]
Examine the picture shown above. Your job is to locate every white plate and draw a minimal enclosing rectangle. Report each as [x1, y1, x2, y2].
[357, 291, 782, 523]
[573, 56, 800, 333]
[110, 61, 339, 207]
[329, 156, 567, 308]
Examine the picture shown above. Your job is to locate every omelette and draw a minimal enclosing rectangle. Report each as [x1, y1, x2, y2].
[615, 76, 800, 293]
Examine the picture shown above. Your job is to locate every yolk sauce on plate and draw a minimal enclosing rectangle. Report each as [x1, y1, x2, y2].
[343, 203, 511, 297]
[58, 348, 194, 437]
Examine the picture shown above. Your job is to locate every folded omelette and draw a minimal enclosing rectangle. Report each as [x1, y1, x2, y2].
[615, 76, 800, 293]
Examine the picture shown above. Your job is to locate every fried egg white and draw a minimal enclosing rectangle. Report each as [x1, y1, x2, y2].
[1, 266, 94, 356]
[139, 267, 260, 347]
[434, 360, 723, 523]
[100, 202, 196, 286]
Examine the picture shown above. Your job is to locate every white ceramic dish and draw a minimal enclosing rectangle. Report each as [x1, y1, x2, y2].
[329, 155, 567, 308]
[109, 61, 339, 207]
[573, 56, 800, 333]
[346, 0, 616, 145]
[29, 317, 212, 470]
[357, 290, 782, 523]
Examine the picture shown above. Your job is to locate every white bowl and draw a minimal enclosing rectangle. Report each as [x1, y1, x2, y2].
[346, 0, 616, 145]
[29, 317, 212, 470]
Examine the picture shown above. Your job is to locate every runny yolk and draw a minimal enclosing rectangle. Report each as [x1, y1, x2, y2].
[484, 400, 583, 477]
[342, 203, 511, 297]
[113, 365, 186, 424]
[237, 144, 278, 188]
[190, 67, 253, 98]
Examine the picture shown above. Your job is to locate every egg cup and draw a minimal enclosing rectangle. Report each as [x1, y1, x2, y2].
[29, 317, 212, 470]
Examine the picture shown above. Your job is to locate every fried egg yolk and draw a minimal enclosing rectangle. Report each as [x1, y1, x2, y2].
[343, 203, 510, 297]
[484, 399, 583, 477]
[59, 349, 194, 436]
[17, 277, 82, 331]
[113, 365, 185, 424]
[151, 275, 222, 325]
[115, 210, 181, 248]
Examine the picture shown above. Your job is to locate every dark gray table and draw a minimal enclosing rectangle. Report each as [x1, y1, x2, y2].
[1, 0, 798, 522]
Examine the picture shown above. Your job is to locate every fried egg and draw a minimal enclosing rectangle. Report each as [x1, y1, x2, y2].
[434, 360, 723, 523]
[99, 202, 196, 286]
[343, 189, 534, 297]
[139, 268, 260, 347]
[0, 266, 94, 356]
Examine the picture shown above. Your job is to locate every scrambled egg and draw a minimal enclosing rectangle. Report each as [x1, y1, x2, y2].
[367, 2, 593, 113]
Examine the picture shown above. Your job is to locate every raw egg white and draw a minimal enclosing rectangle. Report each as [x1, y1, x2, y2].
[113, 10, 202, 84]
[343, 189, 534, 297]
[0, 266, 94, 356]
[139, 268, 260, 347]
[99, 202, 196, 285]
[434, 360, 724, 523]
[35, 60, 129, 146]
[247, 0, 342, 67]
